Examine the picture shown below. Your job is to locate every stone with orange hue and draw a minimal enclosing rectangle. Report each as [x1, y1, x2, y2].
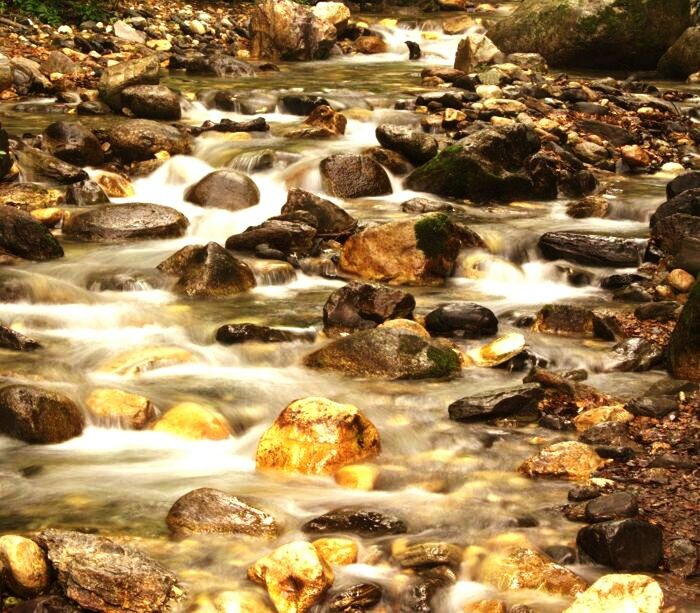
[0, 535, 50, 598]
[86, 388, 156, 429]
[564, 574, 663, 613]
[518, 441, 606, 481]
[152, 403, 232, 440]
[573, 405, 633, 433]
[312, 537, 358, 566]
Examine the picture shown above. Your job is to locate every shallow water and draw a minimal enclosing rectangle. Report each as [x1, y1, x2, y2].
[0, 13, 695, 613]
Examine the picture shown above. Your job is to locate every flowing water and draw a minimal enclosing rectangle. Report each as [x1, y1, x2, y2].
[0, 13, 695, 612]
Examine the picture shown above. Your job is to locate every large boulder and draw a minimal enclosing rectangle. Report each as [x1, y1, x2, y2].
[404, 124, 542, 202]
[490, 0, 689, 70]
[0, 205, 63, 261]
[339, 214, 461, 286]
[304, 328, 461, 379]
[166, 488, 279, 538]
[576, 519, 663, 571]
[668, 281, 700, 381]
[0, 385, 84, 444]
[0, 126, 12, 180]
[157, 242, 256, 297]
[650, 188, 700, 273]
[320, 154, 392, 198]
[564, 574, 663, 613]
[248, 541, 333, 613]
[281, 188, 356, 238]
[658, 26, 700, 78]
[62, 204, 188, 242]
[375, 124, 438, 166]
[98, 55, 161, 111]
[120, 85, 182, 121]
[322, 281, 415, 337]
[454, 33, 505, 72]
[185, 169, 259, 211]
[250, 0, 337, 61]
[42, 121, 104, 167]
[106, 120, 191, 162]
[36, 530, 180, 613]
[255, 397, 380, 476]
[538, 232, 645, 267]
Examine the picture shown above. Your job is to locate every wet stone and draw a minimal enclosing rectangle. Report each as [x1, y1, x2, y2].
[302, 508, 407, 537]
[0, 326, 41, 351]
[327, 583, 382, 612]
[577, 519, 663, 571]
[424, 302, 498, 338]
[448, 384, 544, 422]
[216, 323, 313, 344]
[585, 492, 638, 523]
[393, 542, 463, 569]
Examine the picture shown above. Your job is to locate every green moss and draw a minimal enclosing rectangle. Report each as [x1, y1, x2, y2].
[426, 345, 460, 377]
[414, 213, 451, 259]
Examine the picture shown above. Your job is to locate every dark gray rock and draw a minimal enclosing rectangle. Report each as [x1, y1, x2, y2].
[375, 124, 438, 166]
[302, 508, 407, 537]
[538, 232, 645, 267]
[121, 85, 182, 120]
[0, 205, 63, 261]
[281, 188, 356, 238]
[585, 493, 638, 523]
[448, 384, 543, 422]
[42, 121, 104, 167]
[185, 169, 260, 211]
[320, 154, 392, 198]
[424, 303, 497, 339]
[0, 325, 40, 351]
[216, 323, 313, 344]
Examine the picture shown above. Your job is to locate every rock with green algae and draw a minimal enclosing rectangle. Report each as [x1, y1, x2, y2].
[668, 280, 700, 381]
[490, 0, 689, 70]
[304, 327, 461, 379]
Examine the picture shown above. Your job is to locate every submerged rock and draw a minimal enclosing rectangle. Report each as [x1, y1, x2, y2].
[605, 338, 664, 373]
[668, 281, 700, 381]
[312, 537, 358, 566]
[490, 0, 689, 70]
[152, 402, 232, 441]
[576, 519, 663, 571]
[448, 384, 543, 422]
[320, 154, 392, 198]
[216, 323, 312, 345]
[322, 282, 415, 337]
[327, 583, 382, 612]
[157, 242, 256, 297]
[36, 529, 180, 613]
[304, 328, 461, 379]
[538, 232, 644, 267]
[0, 325, 41, 351]
[0, 534, 50, 598]
[99, 346, 195, 377]
[394, 542, 463, 569]
[184, 169, 260, 211]
[256, 397, 380, 476]
[339, 214, 461, 286]
[248, 541, 333, 613]
[564, 574, 664, 613]
[166, 487, 278, 538]
[518, 441, 606, 480]
[0, 385, 84, 444]
[63, 204, 188, 242]
[302, 508, 407, 537]
[85, 388, 155, 430]
[533, 304, 595, 338]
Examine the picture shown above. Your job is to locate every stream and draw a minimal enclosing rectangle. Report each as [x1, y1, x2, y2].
[0, 13, 696, 613]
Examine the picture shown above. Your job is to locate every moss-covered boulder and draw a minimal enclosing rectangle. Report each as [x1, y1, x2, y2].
[658, 26, 700, 78]
[304, 328, 461, 379]
[490, 0, 689, 70]
[668, 281, 700, 381]
[404, 124, 541, 202]
[339, 213, 462, 286]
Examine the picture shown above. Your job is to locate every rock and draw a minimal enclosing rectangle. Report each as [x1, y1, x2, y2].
[464, 333, 526, 368]
[255, 397, 380, 476]
[216, 323, 312, 345]
[281, 188, 355, 238]
[566, 196, 609, 219]
[634, 301, 679, 323]
[157, 242, 256, 297]
[649, 189, 700, 269]
[0, 385, 83, 444]
[564, 574, 663, 613]
[626, 396, 678, 419]
[354, 35, 387, 54]
[100, 346, 195, 376]
[538, 232, 645, 267]
[11, 57, 52, 95]
[0, 184, 62, 212]
[666, 539, 698, 578]
[280, 94, 329, 116]
[77, 100, 113, 116]
[248, 541, 333, 613]
[490, 0, 689, 70]
[448, 384, 543, 422]
[454, 34, 504, 72]
[405, 124, 542, 202]
[320, 154, 391, 198]
[375, 124, 438, 166]
[605, 338, 663, 372]
[107, 120, 191, 162]
[85, 388, 155, 430]
[184, 169, 259, 212]
[121, 85, 182, 121]
[36, 529, 180, 613]
[576, 519, 663, 571]
[304, 328, 461, 380]
[63, 204, 188, 242]
[302, 508, 406, 537]
[667, 268, 695, 292]
[42, 121, 104, 167]
[519, 441, 605, 480]
[166, 487, 278, 538]
[327, 584, 382, 612]
[250, 0, 337, 61]
[365, 146, 413, 175]
[9, 595, 78, 613]
[533, 304, 595, 337]
[186, 590, 273, 613]
[667, 171, 700, 199]
[152, 402, 232, 440]
[294, 105, 346, 137]
[0, 535, 49, 597]
[65, 180, 110, 206]
[312, 538, 358, 566]
[401, 198, 454, 214]
[668, 281, 700, 381]
[312, 2, 351, 32]
[181, 54, 255, 78]
[94, 172, 134, 198]
[0, 325, 40, 351]
[393, 542, 463, 569]
[113, 20, 146, 44]
[339, 214, 461, 286]
[15, 145, 87, 184]
[406, 41, 421, 60]
[478, 547, 588, 598]
[585, 493, 638, 523]
[658, 26, 700, 78]
[573, 406, 633, 432]
[225, 217, 316, 256]
[98, 55, 161, 111]
[322, 282, 415, 337]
